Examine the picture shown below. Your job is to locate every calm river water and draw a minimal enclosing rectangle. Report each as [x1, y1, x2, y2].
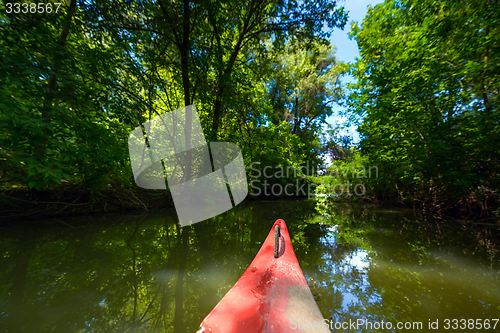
[1, 199, 499, 332]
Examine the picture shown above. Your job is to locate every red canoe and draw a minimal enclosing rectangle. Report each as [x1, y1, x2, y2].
[197, 219, 330, 333]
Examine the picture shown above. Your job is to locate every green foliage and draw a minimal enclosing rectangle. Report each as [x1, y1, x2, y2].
[0, 0, 348, 196]
[0, 1, 142, 191]
[313, 148, 373, 198]
[266, 40, 347, 168]
[348, 0, 500, 215]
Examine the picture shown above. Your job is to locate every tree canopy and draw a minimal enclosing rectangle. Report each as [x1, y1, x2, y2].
[0, 0, 348, 194]
[348, 0, 500, 216]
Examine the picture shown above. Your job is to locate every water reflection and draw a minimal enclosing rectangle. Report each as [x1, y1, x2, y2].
[0, 199, 498, 332]
[312, 200, 500, 332]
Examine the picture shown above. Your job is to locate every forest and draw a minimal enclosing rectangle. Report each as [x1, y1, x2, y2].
[1, 0, 499, 222]
[348, 0, 499, 219]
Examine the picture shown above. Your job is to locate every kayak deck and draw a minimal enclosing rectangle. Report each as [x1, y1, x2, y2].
[197, 219, 329, 333]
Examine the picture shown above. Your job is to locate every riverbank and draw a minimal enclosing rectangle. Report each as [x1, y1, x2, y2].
[0, 184, 174, 223]
[318, 193, 500, 225]
[2, 183, 499, 226]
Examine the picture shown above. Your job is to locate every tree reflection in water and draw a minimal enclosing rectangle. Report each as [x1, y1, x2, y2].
[0, 199, 498, 332]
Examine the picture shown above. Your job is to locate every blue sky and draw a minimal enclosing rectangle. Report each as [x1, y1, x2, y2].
[325, 0, 384, 143]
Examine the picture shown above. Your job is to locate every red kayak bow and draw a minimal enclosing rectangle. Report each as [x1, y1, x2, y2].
[197, 219, 329, 333]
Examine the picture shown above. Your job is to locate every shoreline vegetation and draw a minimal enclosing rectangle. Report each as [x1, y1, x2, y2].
[1, 166, 498, 223]
[0, 185, 174, 222]
[1, 0, 498, 225]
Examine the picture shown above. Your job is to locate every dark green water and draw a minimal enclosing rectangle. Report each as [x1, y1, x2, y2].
[1, 199, 499, 332]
